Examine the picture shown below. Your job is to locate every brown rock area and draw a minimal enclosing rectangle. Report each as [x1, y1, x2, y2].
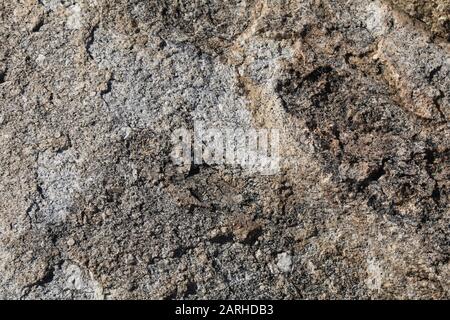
[386, 0, 450, 39]
[0, 0, 449, 299]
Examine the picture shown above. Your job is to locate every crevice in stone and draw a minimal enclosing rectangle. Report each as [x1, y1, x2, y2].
[85, 24, 99, 60]
[209, 233, 234, 245]
[20, 265, 55, 298]
[100, 76, 114, 98]
[303, 65, 333, 83]
[0, 68, 6, 83]
[100, 74, 115, 107]
[357, 158, 389, 192]
[427, 65, 442, 83]
[31, 18, 45, 33]
[432, 89, 447, 121]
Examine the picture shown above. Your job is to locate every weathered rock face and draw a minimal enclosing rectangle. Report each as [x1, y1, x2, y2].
[386, 0, 450, 40]
[0, 0, 448, 299]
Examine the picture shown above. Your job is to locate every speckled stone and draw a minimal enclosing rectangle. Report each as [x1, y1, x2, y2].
[0, 0, 448, 299]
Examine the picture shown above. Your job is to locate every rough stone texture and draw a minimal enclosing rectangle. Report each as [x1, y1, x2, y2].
[0, 0, 449, 299]
[386, 0, 450, 40]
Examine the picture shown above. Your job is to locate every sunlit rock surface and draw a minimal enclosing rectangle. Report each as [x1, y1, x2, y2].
[0, 0, 448, 299]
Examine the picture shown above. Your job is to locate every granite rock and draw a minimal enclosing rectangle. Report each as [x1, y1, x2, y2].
[0, 0, 449, 299]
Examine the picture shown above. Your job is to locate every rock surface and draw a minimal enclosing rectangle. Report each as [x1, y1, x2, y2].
[0, 0, 449, 299]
